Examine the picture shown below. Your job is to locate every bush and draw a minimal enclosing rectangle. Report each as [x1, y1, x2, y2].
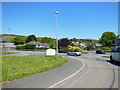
[99, 47, 114, 51]
[59, 45, 83, 53]
[16, 45, 25, 49]
[58, 47, 69, 53]
[36, 47, 50, 50]
[25, 44, 36, 49]
[68, 45, 83, 52]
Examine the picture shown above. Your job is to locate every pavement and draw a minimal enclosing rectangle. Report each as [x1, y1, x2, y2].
[2, 51, 84, 88]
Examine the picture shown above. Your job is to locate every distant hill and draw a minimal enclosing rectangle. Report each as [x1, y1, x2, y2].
[0, 34, 99, 43]
[0, 34, 26, 37]
[80, 38, 98, 41]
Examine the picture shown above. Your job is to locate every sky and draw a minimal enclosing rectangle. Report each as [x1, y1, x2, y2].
[2, 2, 118, 40]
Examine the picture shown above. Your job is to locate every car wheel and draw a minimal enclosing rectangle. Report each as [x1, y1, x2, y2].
[110, 56, 113, 62]
[74, 53, 77, 56]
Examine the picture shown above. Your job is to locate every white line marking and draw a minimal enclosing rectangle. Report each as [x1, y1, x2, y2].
[106, 62, 118, 67]
[49, 60, 85, 88]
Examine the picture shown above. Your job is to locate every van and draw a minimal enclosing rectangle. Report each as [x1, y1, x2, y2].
[110, 46, 120, 62]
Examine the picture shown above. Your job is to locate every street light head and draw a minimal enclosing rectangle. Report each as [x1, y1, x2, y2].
[55, 11, 59, 14]
[8, 27, 11, 30]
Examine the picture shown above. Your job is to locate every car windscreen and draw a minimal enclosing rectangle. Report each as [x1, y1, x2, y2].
[116, 47, 120, 52]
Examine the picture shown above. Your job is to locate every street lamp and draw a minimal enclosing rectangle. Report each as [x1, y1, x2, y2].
[8, 27, 11, 52]
[8, 27, 11, 43]
[54, 11, 59, 55]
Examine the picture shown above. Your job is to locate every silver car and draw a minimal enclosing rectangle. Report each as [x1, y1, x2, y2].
[67, 51, 82, 56]
[110, 46, 120, 62]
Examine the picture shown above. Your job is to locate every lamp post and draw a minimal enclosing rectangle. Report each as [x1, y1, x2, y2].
[8, 27, 11, 51]
[8, 27, 11, 43]
[54, 11, 59, 55]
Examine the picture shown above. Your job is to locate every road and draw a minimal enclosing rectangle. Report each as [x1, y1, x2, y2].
[2, 51, 84, 88]
[53, 52, 119, 88]
[2, 51, 119, 88]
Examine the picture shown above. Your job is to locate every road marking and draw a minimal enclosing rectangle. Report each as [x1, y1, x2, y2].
[49, 60, 85, 88]
[106, 62, 115, 67]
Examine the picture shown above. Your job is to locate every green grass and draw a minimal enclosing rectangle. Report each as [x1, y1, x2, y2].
[0, 52, 16, 55]
[2, 55, 67, 83]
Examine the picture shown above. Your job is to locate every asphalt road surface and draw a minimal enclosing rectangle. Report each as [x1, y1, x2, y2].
[2, 51, 84, 88]
[53, 52, 119, 88]
[2, 51, 119, 88]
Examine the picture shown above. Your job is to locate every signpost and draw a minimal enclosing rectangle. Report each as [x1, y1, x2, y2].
[46, 49, 55, 56]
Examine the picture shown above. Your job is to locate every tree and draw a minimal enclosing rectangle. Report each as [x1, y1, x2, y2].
[13, 36, 25, 45]
[85, 42, 94, 50]
[25, 44, 36, 49]
[99, 32, 118, 47]
[37, 37, 55, 44]
[49, 40, 56, 49]
[58, 38, 72, 49]
[26, 35, 37, 43]
[70, 38, 78, 42]
[70, 38, 82, 43]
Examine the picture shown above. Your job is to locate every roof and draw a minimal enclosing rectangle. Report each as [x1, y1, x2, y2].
[0, 37, 11, 43]
[26, 41, 50, 47]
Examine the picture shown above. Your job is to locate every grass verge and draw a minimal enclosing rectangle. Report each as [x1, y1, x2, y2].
[0, 52, 16, 55]
[2, 55, 67, 83]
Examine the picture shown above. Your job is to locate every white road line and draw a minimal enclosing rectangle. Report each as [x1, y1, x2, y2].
[106, 62, 118, 67]
[49, 60, 85, 88]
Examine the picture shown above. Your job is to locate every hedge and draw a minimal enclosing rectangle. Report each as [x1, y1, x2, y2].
[16, 45, 25, 49]
[36, 47, 50, 50]
[25, 44, 36, 49]
[99, 47, 114, 51]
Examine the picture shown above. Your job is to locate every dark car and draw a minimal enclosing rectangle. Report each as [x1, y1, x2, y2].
[96, 50, 106, 54]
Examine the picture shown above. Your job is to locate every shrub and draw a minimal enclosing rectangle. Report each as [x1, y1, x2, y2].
[16, 45, 25, 49]
[25, 44, 36, 49]
[99, 47, 114, 51]
[58, 47, 69, 53]
[36, 47, 50, 50]
[68, 45, 83, 52]
[59, 45, 83, 53]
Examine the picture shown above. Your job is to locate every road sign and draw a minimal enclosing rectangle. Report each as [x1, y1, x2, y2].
[46, 49, 55, 56]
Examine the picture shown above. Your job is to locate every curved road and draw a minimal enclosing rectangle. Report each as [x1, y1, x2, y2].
[2, 52, 84, 88]
[2, 51, 119, 88]
[53, 52, 119, 88]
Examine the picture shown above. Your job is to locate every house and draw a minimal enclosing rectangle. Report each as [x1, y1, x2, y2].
[80, 42, 87, 47]
[72, 42, 80, 46]
[94, 43, 102, 47]
[26, 41, 50, 47]
[0, 37, 16, 51]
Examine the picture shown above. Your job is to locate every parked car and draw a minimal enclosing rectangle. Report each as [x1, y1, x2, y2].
[67, 51, 82, 56]
[110, 46, 120, 62]
[96, 50, 106, 54]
